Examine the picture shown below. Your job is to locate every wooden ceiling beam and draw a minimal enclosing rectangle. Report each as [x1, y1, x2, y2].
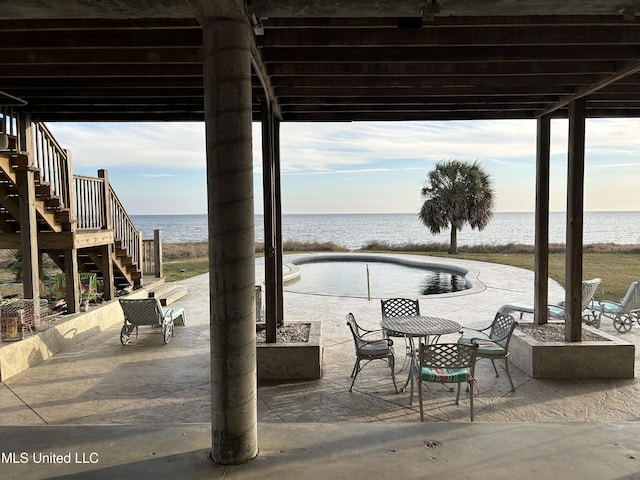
[261, 45, 640, 63]
[1, 64, 204, 77]
[261, 15, 638, 28]
[267, 60, 619, 76]
[260, 25, 640, 47]
[273, 85, 576, 97]
[0, 47, 203, 65]
[272, 74, 599, 87]
[0, 28, 202, 48]
[541, 59, 640, 116]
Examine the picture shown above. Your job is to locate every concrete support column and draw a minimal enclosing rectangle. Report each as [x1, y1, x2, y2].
[534, 116, 551, 325]
[198, 0, 257, 465]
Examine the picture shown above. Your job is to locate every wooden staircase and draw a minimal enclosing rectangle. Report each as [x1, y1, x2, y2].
[0, 109, 153, 310]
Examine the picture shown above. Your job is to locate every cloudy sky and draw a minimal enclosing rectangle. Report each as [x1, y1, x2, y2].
[47, 118, 640, 215]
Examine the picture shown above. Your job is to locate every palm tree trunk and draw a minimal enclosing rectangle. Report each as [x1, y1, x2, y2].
[449, 223, 458, 254]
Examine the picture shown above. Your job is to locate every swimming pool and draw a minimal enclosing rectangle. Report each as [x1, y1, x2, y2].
[284, 255, 472, 298]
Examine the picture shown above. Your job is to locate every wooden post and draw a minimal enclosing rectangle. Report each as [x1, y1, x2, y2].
[98, 169, 114, 300]
[565, 98, 586, 342]
[274, 119, 284, 326]
[16, 117, 40, 302]
[262, 99, 278, 342]
[154, 229, 163, 278]
[64, 248, 80, 313]
[99, 244, 115, 301]
[534, 116, 551, 325]
[17, 167, 40, 302]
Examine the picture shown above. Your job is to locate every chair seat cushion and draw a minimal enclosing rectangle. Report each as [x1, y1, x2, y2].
[421, 367, 471, 383]
[458, 338, 505, 356]
[598, 300, 622, 314]
[357, 338, 391, 354]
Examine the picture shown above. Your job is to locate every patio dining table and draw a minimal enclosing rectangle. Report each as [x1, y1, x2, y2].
[381, 315, 462, 403]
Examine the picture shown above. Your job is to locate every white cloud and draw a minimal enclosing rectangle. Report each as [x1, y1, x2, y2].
[48, 122, 206, 169]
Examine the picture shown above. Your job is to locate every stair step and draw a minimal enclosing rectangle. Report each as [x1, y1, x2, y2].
[149, 284, 188, 306]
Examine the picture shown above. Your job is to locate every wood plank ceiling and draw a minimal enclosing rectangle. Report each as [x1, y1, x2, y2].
[2, 1, 640, 122]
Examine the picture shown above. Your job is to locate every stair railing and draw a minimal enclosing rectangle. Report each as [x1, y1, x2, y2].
[108, 183, 141, 270]
[74, 175, 107, 230]
[31, 121, 72, 210]
[4, 109, 146, 281]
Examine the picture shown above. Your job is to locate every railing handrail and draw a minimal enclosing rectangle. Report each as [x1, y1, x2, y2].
[2, 109, 145, 280]
[108, 183, 141, 269]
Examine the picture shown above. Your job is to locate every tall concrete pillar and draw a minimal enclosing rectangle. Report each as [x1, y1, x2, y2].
[196, 0, 257, 465]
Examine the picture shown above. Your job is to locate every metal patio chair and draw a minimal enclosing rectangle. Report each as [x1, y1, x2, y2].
[346, 313, 397, 393]
[415, 342, 479, 422]
[380, 298, 420, 370]
[458, 313, 518, 392]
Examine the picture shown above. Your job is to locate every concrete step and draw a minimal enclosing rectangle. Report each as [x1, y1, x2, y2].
[149, 283, 188, 306]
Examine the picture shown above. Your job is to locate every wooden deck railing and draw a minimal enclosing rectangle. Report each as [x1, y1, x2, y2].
[108, 184, 141, 270]
[1, 109, 147, 275]
[31, 121, 72, 209]
[74, 175, 107, 230]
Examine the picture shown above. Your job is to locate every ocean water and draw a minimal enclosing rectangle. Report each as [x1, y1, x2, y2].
[131, 212, 640, 249]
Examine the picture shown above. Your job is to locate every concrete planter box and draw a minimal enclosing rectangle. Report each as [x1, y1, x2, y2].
[257, 321, 322, 381]
[510, 325, 635, 379]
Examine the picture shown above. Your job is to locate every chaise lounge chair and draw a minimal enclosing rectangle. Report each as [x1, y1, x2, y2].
[589, 281, 640, 332]
[119, 298, 186, 345]
[498, 278, 601, 323]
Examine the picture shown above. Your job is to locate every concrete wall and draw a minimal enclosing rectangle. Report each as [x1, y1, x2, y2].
[257, 321, 322, 381]
[0, 290, 148, 381]
[510, 325, 635, 379]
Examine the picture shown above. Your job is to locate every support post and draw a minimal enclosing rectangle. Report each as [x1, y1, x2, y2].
[565, 98, 586, 342]
[198, 0, 258, 465]
[16, 117, 40, 302]
[17, 167, 40, 301]
[262, 99, 278, 343]
[98, 169, 114, 300]
[153, 229, 163, 278]
[274, 119, 284, 326]
[534, 116, 551, 325]
[64, 248, 80, 313]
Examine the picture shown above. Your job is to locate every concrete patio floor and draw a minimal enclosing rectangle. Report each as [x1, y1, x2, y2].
[1, 253, 639, 479]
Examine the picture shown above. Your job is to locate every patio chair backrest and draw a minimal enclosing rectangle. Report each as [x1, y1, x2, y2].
[619, 282, 640, 314]
[419, 342, 477, 371]
[488, 313, 517, 347]
[119, 298, 164, 326]
[381, 298, 420, 318]
[581, 278, 602, 311]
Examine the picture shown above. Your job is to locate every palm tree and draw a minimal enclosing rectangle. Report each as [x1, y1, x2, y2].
[419, 159, 495, 254]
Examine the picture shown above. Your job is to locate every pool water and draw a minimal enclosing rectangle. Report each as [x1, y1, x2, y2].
[285, 260, 469, 298]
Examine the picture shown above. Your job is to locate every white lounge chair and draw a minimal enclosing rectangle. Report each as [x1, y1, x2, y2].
[498, 278, 601, 323]
[119, 298, 186, 345]
[590, 281, 640, 332]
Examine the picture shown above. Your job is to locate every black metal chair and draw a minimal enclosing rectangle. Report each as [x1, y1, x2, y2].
[381, 298, 421, 371]
[458, 313, 518, 391]
[346, 313, 397, 393]
[416, 342, 478, 422]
